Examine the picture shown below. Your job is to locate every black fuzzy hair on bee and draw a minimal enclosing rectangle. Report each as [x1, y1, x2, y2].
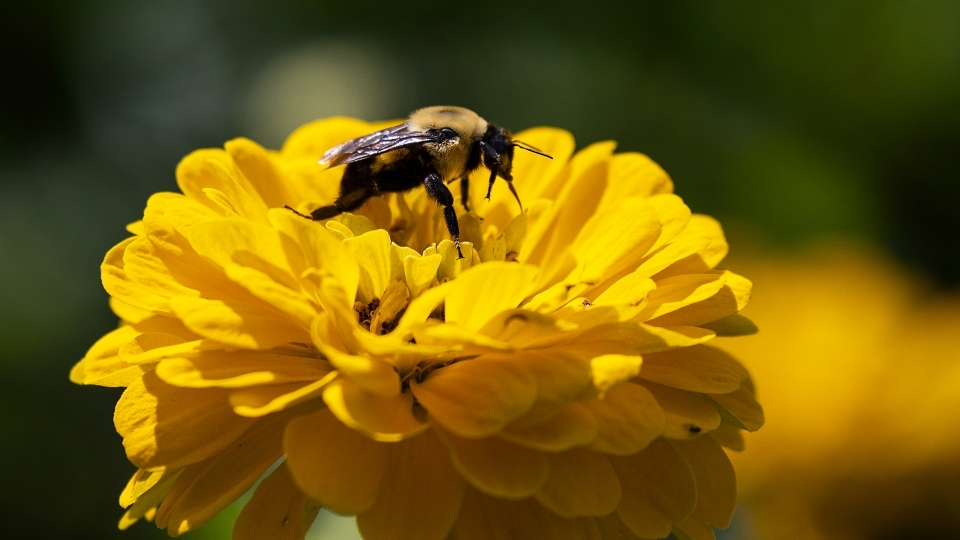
[285, 106, 552, 259]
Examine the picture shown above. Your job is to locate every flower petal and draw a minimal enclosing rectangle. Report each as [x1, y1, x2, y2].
[344, 229, 404, 303]
[118, 469, 180, 530]
[453, 486, 603, 540]
[612, 438, 697, 538]
[115, 371, 256, 470]
[648, 272, 752, 328]
[155, 349, 331, 388]
[708, 381, 764, 432]
[229, 377, 333, 417]
[583, 382, 665, 456]
[224, 264, 318, 327]
[670, 436, 737, 528]
[444, 262, 539, 332]
[176, 149, 268, 223]
[534, 449, 621, 518]
[591, 354, 643, 397]
[232, 463, 321, 540]
[269, 209, 360, 303]
[411, 357, 537, 438]
[438, 430, 549, 499]
[187, 218, 298, 290]
[284, 409, 389, 515]
[604, 152, 673, 202]
[638, 345, 749, 394]
[322, 378, 429, 442]
[570, 196, 662, 286]
[500, 402, 599, 452]
[357, 431, 464, 540]
[641, 381, 722, 440]
[169, 296, 309, 350]
[225, 137, 298, 209]
[156, 412, 290, 535]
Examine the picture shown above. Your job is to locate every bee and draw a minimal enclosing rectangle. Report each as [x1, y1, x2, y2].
[285, 106, 552, 258]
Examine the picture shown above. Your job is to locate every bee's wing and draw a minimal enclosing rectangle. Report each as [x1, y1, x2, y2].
[319, 123, 438, 168]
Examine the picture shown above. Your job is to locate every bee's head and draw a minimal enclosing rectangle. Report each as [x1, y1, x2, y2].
[480, 125, 516, 180]
[478, 124, 552, 207]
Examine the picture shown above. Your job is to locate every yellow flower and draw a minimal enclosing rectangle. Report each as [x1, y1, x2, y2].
[72, 116, 763, 540]
[721, 245, 960, 540]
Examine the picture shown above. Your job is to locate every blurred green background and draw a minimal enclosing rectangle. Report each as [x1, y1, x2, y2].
[1, 1, 958, 539]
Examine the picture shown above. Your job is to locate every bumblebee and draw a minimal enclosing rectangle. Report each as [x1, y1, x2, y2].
[286, 106, 552, 258]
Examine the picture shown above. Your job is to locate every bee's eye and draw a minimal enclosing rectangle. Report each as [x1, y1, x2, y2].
[438, 128, 459, 142]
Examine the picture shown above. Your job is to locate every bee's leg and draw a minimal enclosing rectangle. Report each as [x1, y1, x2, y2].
[424, 173, 464, 259]
[484, 168, 497, 201]
[288, 166, 376, 221]
[459, 177, 471, 212]
[307, 188, 373, 220]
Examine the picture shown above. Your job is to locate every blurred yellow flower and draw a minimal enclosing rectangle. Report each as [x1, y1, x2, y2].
[721, 245, 960, 540]
[72, 117, 762, 540]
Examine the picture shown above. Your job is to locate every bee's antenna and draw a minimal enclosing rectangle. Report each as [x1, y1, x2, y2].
[512, 141, 553, 159]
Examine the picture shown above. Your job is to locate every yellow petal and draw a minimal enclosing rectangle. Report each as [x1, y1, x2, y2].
[612, 438, 697, 538]
[534, 449, 621, 518]
[229, 377, 333, 417]
[708, 382, 764, 432]
[638, 273, 727, 321]
[357, 431, 464, 540]
[72, 324, 141, 386]
[646, 194, 692, 251]
[638, 345, 749, 394]
[403, 253, 442, 298]
[169, 296, 309, 350]
[670, 436, 737, 528]
[284, 409, 389, 515]
[411, 357, 536, 438]
[509, 127, 576, 203]
[444, 262, 539, 332]
[453, 486, 603, 540]
[269, 208, 360, 303]
[500, 402, 599, 452]
[344, 229, 404, 303]
[310, 312, 401, 396]
[115, 371, 256, 470]
[505, 348, 594, 425]
[224, 264, 318, 327]
[158, 412, 289, 535]
[187, 218, 298, 290]
[591, 354, 643, 397]
[118, 469, 181, 530]
[120, 468, 171, 508]
[232, 463, 321, 540]
[522, 141, 614, 266]
[673, 517, 717, 540]
[102, 237, 173, 314]
[709, 423, 745, 452]
[648, 272, 752, 328]
[111, 297, 154, 323]
[176, 149, 268, 223]
[583, 382, 665, 456]
[593, 513, 647, 540]
[641, 382, 722, 440]
[604, 152, 674, 202]
[412, 322, 512, 352]
[438, 430, 549, 499]
[699, 312, 758, 336]
[155, 349, 332, 388]
[570, 197, 662, 285]
[322, 378, 429, 442]
[225, 137, 298, 209]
